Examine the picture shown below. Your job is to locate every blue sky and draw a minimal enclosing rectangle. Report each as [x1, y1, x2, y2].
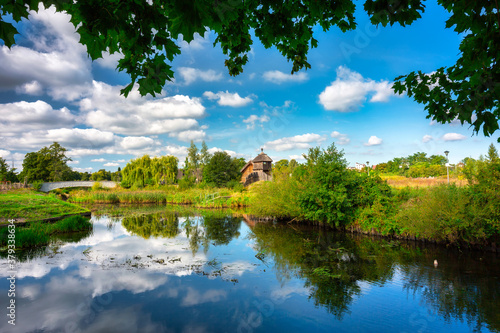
[0, 2, 497, 173]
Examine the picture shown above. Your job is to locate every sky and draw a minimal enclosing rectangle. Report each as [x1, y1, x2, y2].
[0, 2, 497, 174]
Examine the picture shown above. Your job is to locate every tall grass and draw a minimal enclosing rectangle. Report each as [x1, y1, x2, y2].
[0, 215, 92, 248]
[69, 187, 250, 208]
[395, 185, 499, 243]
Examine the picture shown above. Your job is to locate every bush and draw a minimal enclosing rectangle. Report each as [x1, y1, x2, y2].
[92, 181, 103, 191]
[32, 180, 44, 191]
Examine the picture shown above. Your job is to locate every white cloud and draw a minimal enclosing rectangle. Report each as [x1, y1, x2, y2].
[262, 70, 308, 84]
[67, 160, 79, 165]
[0, 6, 92, 101]
[91, 158, 107, 163]
[169, 130, 207, 142]
[120, 136, 155, 150]
[178, 67, 222, 85]
[264, 133, 326, 152]
[165, 145, 188, 157]
[207, 147, 238, 157]
[3, 128, 116, 151]
[289, 154, 305, 161]
[319, 66, 396, 112]
[203, 91, 253, 107]
[0, 150, 11, 158]
[73, 167, 93, 172]
[364, 136, 383, 146]
[331, 131, 350, 145]
[104, 162, 120, 167]
[422, 135, 433, 143]
[442, 133, 467, 141]
[178, 31, 210, 50]
[243, 114, 270, 130]
[82, 81, 206, 136]
[95, 52, 123, 70]
[0, 100, 75, 136]
[16, 80, 43, 95]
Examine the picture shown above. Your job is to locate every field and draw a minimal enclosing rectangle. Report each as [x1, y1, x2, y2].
[0, 189, 90, 224]
[381, 175, 467, 188]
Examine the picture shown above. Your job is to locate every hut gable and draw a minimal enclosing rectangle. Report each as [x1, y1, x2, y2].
[240, 149, 273, 186]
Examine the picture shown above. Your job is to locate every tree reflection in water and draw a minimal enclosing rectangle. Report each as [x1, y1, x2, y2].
[248, 222, 500, 331]
[122, 210, 241, 255]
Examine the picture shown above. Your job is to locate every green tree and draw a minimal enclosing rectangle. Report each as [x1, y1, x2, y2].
[91, 169, 112, 181]
[1, 1, 496, 138]
[202, 151, 240, 187]
[200, 141, 211, 167]
[0, 157, 17, 182]
[19, 142, 71, 182]
[121, 154, 177, 187]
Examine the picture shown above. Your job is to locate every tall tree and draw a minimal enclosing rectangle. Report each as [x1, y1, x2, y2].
[200, 141, 211, 167]
[1, 1, 497, 138]
[19, 142, 71, 182]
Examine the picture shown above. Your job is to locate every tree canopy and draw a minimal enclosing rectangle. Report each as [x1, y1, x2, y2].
[1, 1, 498, 138]
[19, 142, 72, 182]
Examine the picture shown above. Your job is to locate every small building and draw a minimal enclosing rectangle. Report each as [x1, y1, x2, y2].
[355, 162, 366, 171]
[241, 149, 273, 186]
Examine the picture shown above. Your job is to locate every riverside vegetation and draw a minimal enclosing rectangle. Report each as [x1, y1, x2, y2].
[0, 215, 92, 249]
[3, 141, 500, 249]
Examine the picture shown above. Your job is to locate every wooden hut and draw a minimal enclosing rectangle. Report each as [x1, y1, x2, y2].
[240, 149, 273, 186]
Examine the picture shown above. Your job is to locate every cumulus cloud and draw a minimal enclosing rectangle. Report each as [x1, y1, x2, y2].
[178, 67, 222, 85]
[262, 70, 308, 84]
[82, 81, 206, 136]
[91, 158, 107, 162]
[331, 131, 350, 145]
[203, 91, 253, 107]
[165, 145, 188, 156]
[0, 150, 11, 158]
[207, 147, 238, 157]
[422, 135, 433, 143]
[243, 114, 270, 130]
[120, 136, 155, 150]
[319, 66, 396, 112]
[442, 133, 467, 141]
[364, 136, 383, 146]
[104, 162, 120, 167]
[264, 133, 326, 152]
[3, 128, 116, 151]
[0, 100, 75, 136]
[0, 6, 92, 100]
[169, 130, 207, 142]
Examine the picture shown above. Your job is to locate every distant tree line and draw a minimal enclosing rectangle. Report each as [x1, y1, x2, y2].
[375, 152, 448, 178]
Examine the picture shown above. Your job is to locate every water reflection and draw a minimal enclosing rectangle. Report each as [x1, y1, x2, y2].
[0, 208, 498, 333]
[248, 222, 500, 332]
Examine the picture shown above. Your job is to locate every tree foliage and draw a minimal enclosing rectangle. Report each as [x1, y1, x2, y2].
[1, 1, 496, 137]
[121, 154, 178, 188]
[202, 151, 240, 187]
[0, 157, 18, 182]
[19, 142, 72, 182]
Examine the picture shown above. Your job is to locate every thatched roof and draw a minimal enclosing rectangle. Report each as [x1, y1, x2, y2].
[252, 149, 272, 163]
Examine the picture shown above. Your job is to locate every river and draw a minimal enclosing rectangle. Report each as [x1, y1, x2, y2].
[1, 205, 499, 332]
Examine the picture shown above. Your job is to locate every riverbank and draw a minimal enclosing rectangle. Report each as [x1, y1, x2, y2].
[0, 189, 90, 224]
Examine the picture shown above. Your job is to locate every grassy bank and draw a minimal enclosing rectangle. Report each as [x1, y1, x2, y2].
[0, 189, 90, 224]
[68, 186, 251, 208]
[0, 215, 92, 249]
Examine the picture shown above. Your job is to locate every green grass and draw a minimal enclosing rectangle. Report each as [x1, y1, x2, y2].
[0, 189, 90, 223]
[0, 215, 92, 249]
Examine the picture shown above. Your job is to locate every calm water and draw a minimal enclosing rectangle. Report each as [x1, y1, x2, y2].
[1, 206, 499, 333]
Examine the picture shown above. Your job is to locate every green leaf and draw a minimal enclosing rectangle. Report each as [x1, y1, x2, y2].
[0, 21, 18, 48]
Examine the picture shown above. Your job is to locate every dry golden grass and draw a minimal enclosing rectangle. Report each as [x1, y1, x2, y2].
[381, 175, 467, 188]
